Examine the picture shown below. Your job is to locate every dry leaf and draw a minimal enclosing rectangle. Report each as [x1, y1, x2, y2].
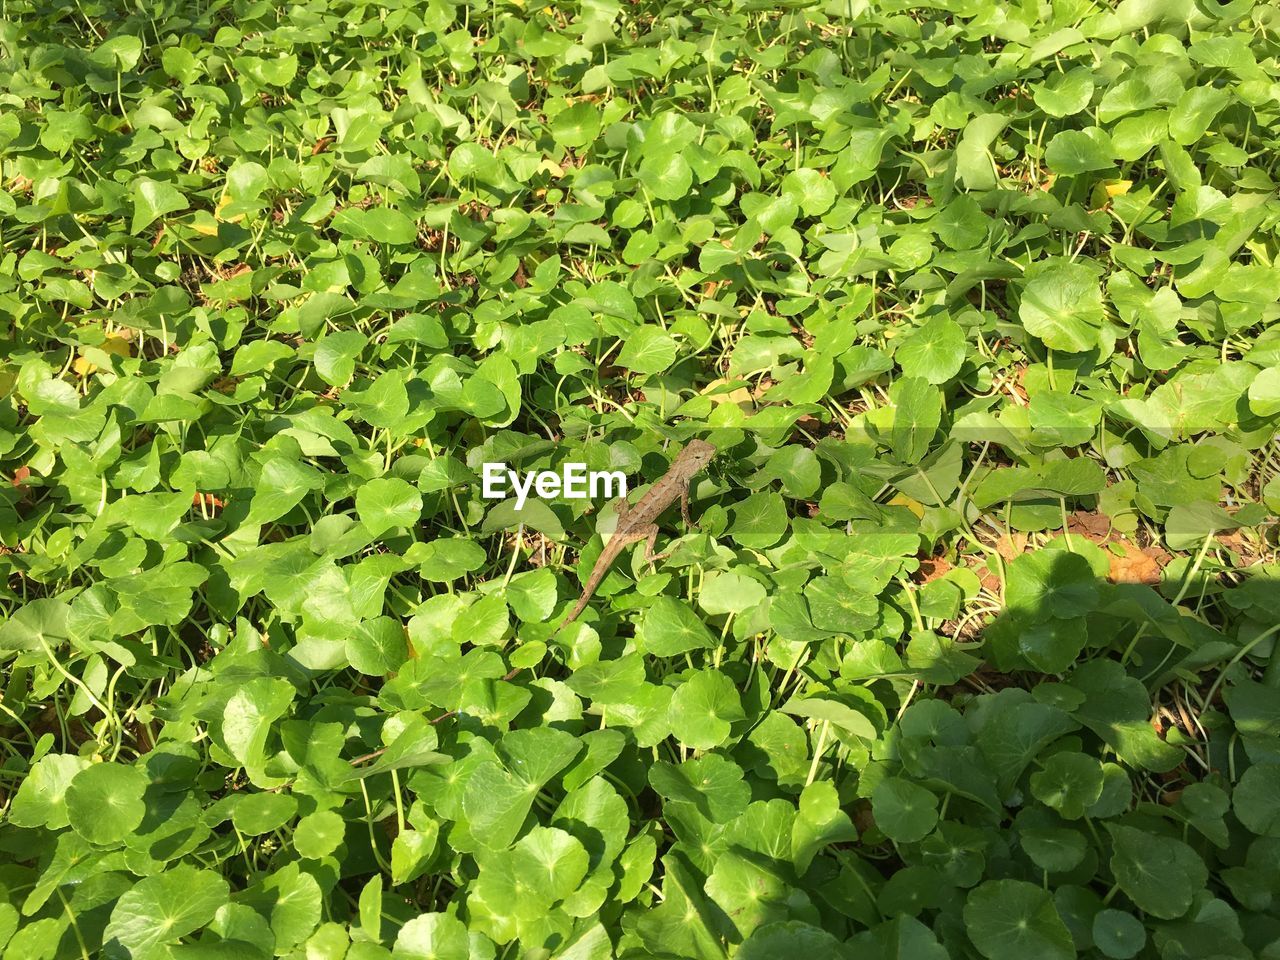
[1108, 542, 1165, 585]
[1067, 510, 1111, 540]
[972, 562, 1001, 595]
[995, 532, 1028, 562]
[915, 555, 952, 582]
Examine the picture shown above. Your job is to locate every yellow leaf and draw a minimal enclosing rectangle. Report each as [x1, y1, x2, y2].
[75, 334, 135, 376]
[214, 193, 243, 223]
[888, 493, 925, 518]
[1090, 180, 1133, 210]
[703, 378, 753, 409]
[101, 336, 134, 358]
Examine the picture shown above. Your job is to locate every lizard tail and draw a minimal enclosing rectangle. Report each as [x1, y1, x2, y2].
[560, 591, 593, 630]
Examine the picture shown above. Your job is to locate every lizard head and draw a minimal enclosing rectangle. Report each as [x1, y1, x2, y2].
[681, 438, 717, 467]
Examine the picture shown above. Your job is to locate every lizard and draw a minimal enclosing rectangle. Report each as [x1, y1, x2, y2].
[559, 438, 716, 628]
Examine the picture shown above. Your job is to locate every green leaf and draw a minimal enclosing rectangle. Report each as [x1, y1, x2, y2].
[896, 315, 966, 384]
[1034, 68, 1094, 117]
[1106, 823, 1207, 919]
[955, 113, 1008, 190]
[1165, 500, 1249, 551]
[92, 34, 143, 70]
[669, 669, 745, 750]
[462, 761, 540, 850]
[1006, 550, 1099, 621]
[649, 754, 750, 823]
[104, 866, 230, 958]
[295, 810, 346, 859]
[66, 762, 148, 844]
[246, 456, 325, 525]
[356, 477, 423, 537]
[738, 922, 847, 960]
[1233, 762, 1280, 837]
[313, 330, 367, 386]
[1067, 661, 1182, 772]
[792, 780, 857, 872]
[364, 206, 419, 245]
[699, 570, 767, 616]
[233, 792, 299, 836]
[132, 178, 189, 233]
[1169, 86, 1230, 145]
[1044, 128, 1115, 175]
[616, 327, 678, 375]
[551, 102, 602, 148]
[640, 597, 716, 657]
[451, 594, 508, 647]
[1092, 909, 1146, 960]
[392, 913, 470, 960]
[391, 827, 439, 886]
[639, 153, 693, 201]
[890, 376, 942, 464]
[963, 880, 1075, 960]
[1030, 753, 1104, 819]
[1248, 367, 1280, 417]
[730, 492, 789, 550]
[8, 754, 89, 829]
[1018, 258, 1106, 353]
[781, 695, 878, 740]
[261, 864, 323, 949]
[706, 850, 795, 940]
[512, 826, 590, 902]
[871, 777, 939, 843]
[222, 677, 295, 778]
[0, 599, 70, 655]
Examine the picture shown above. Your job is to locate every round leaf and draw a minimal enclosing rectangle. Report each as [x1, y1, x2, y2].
[104, 866, 229, 956]
[66, 762, 148, 845]
[1018, 259, 1106, 353]
[963, 879, 1075, 960]
[393, 913, 470, 960]
[1233, 762, 1280, 837]
[295, 810, 346, 859]
[640, 597, 716, 657]
[1030, 753, 1104, 819]
[639, 153, 693, 201]
[871, 777, 939, 843]
[1092, 909, 1146, 959]
[356, 477, 423, 538]
[669, 670, 745, 750]
[233, 792, 299, 836]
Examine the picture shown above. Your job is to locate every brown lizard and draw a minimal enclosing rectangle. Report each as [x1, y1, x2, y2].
[560, 439, 716, 627]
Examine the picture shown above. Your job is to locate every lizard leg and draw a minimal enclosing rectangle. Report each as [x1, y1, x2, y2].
[680, 485, 696, 528]
[639, 525, 662, 568]
[613, 495, 631, 523]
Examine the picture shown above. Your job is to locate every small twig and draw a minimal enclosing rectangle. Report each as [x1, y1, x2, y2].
[346, 709, 461, 765]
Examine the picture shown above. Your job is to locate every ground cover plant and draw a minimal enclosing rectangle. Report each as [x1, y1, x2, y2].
[1, 0, 1280, 956]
